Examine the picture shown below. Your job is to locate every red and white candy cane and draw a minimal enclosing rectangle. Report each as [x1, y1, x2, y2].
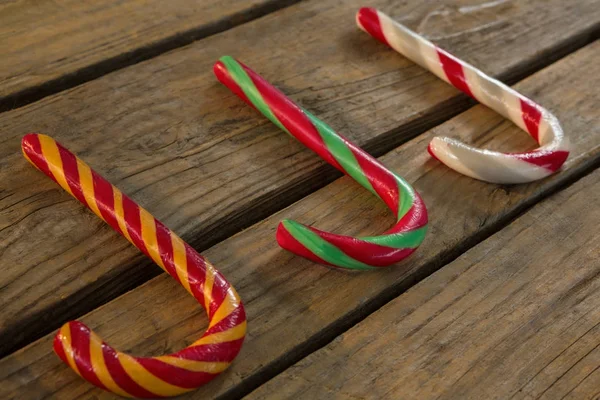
[357, 7, 569, 184]
[22, 134, 246, 398]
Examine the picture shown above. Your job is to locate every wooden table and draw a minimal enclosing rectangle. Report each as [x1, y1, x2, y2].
[1, 1, 599, 398]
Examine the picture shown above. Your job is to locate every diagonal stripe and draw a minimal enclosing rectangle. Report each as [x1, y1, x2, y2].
[57, 324, 81, 377]
[219, 56, 288, 134]
[209, 287, 240, 329]
[282, 220, 375, 271]
[77, 160, 104, 220]
[437, 48, 475, 99]
[155, 219, 179, 284]
[193, 322, 247, 346]
[38, 135, 73, 196]
[69, 322, 108, 391]
[118, 353, 188, 397]
[362, 226, 427, 248]
[171, 234, 192, 295]
[139, 208, 164, 269]
[102, 345, 158, 398]
[309, 114, 376, 195]
[203, 264, 216, 316]
[113, 189, 133, 243]
[88, 331, 131, 397]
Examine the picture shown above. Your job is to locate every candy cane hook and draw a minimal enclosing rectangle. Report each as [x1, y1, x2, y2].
[357, 7, 569, 184]
[214, 57, 427, 270]
[22, 134, 246, 398]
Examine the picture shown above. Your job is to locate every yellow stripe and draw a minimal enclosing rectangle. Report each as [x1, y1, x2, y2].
[113, 189, 133, 243]
[58, 324, 81, 377]
[156, 356, 230, 374]
[139, 208, 164, 269]
[209, 288, 241, 328]
[203, 262, 216, 312]
[77, 159, 103, 220]
[117, 353, 191, 397]
[38, 135, 73, 196]
[192, 321, 247, 346]
[88, 331, 132, 397]
[171, 234, 192, 295]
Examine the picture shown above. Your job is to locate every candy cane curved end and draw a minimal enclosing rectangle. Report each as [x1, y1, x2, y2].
[214, 57, 428, 270]
[22, 133, 246, 398]
[356, 7, 569, 184]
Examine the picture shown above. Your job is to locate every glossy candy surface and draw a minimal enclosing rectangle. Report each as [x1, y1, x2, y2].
[214, 57, 428, 270]
[21, 134, 246, 398]
[357, 7, 569, 184]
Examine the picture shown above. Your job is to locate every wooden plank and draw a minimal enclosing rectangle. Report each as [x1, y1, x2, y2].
[248, 170, 600, 400]
[1, 0, 599, 357]
[0, 0, 299, 110]
[1, 41, 598, 400]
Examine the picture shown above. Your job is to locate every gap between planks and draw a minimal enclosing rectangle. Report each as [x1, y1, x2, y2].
[0, 40, 598, 399]
[2, 0, 599, 358]
[0, 0, 305, 114]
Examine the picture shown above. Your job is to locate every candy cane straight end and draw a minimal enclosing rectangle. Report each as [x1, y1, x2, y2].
[214, 57, 428, 270]
[22, 133, 246, 398]
[356, 8, 569, 184]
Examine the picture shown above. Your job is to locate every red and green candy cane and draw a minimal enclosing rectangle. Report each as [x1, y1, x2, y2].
[214, 56, 428, 270]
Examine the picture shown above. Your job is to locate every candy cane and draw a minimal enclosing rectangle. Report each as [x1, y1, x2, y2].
[356, 7, 569, 184]
[214, 57, 427, 270]
[21, 134, 246, 398]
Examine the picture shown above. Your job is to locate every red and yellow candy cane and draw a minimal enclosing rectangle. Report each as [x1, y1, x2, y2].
[357, 7, 569, 184]
[21, 134, 246, 398]
[214, 57, 427, 271]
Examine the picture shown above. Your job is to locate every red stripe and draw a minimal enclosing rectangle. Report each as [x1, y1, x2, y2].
[276, 222, 336, 267]
[519, 98, 542, 142]
[386, 201, 428, 235]
[68, 322, 108, 391]
[21, 134, 57, 183]
[427, 142, 441, 161]
[204, 305, 246, 336]
[155, 220, 180, 284]
[437, 48, 475, 99]
[53, 330, 68, 364]
[173, 339, 245, 363]
[56, 142, 87, 205]
[121, 194, 150, 257]
[309, 227, 415, 267]
[350, 146, 399, 214]
[356, 8, 391, 47]
[102, 345, 160, 398]
[92, 171, 122, 234]
[136, 358, 217, 389]
[208, 274, 232, 319]
[185, 243, 207, 306]
[214, 61, 255, 109]
[238, 61, 346, 173]
[512, 150, 569, 172]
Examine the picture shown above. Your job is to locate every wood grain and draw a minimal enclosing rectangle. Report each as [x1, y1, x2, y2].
[0, 0, 299, 110]
[248, 170, 600, 400]
[1, 0, 599, 357]
[1, 41, 598, 400]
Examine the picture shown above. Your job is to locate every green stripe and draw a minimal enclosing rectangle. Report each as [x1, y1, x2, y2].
[282, 220, 375, 271]
[220, 56, 289, 134]
[396, 178, 416, 219]
[307, 110, 377, 197]
[361, 226, 427, 249]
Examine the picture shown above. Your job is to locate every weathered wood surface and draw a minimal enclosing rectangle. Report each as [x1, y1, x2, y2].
[249, 170, 600, 400]
[1, 42, 598, 399]
[0, 0, 298, 110]
[1, 0, 599, 357]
